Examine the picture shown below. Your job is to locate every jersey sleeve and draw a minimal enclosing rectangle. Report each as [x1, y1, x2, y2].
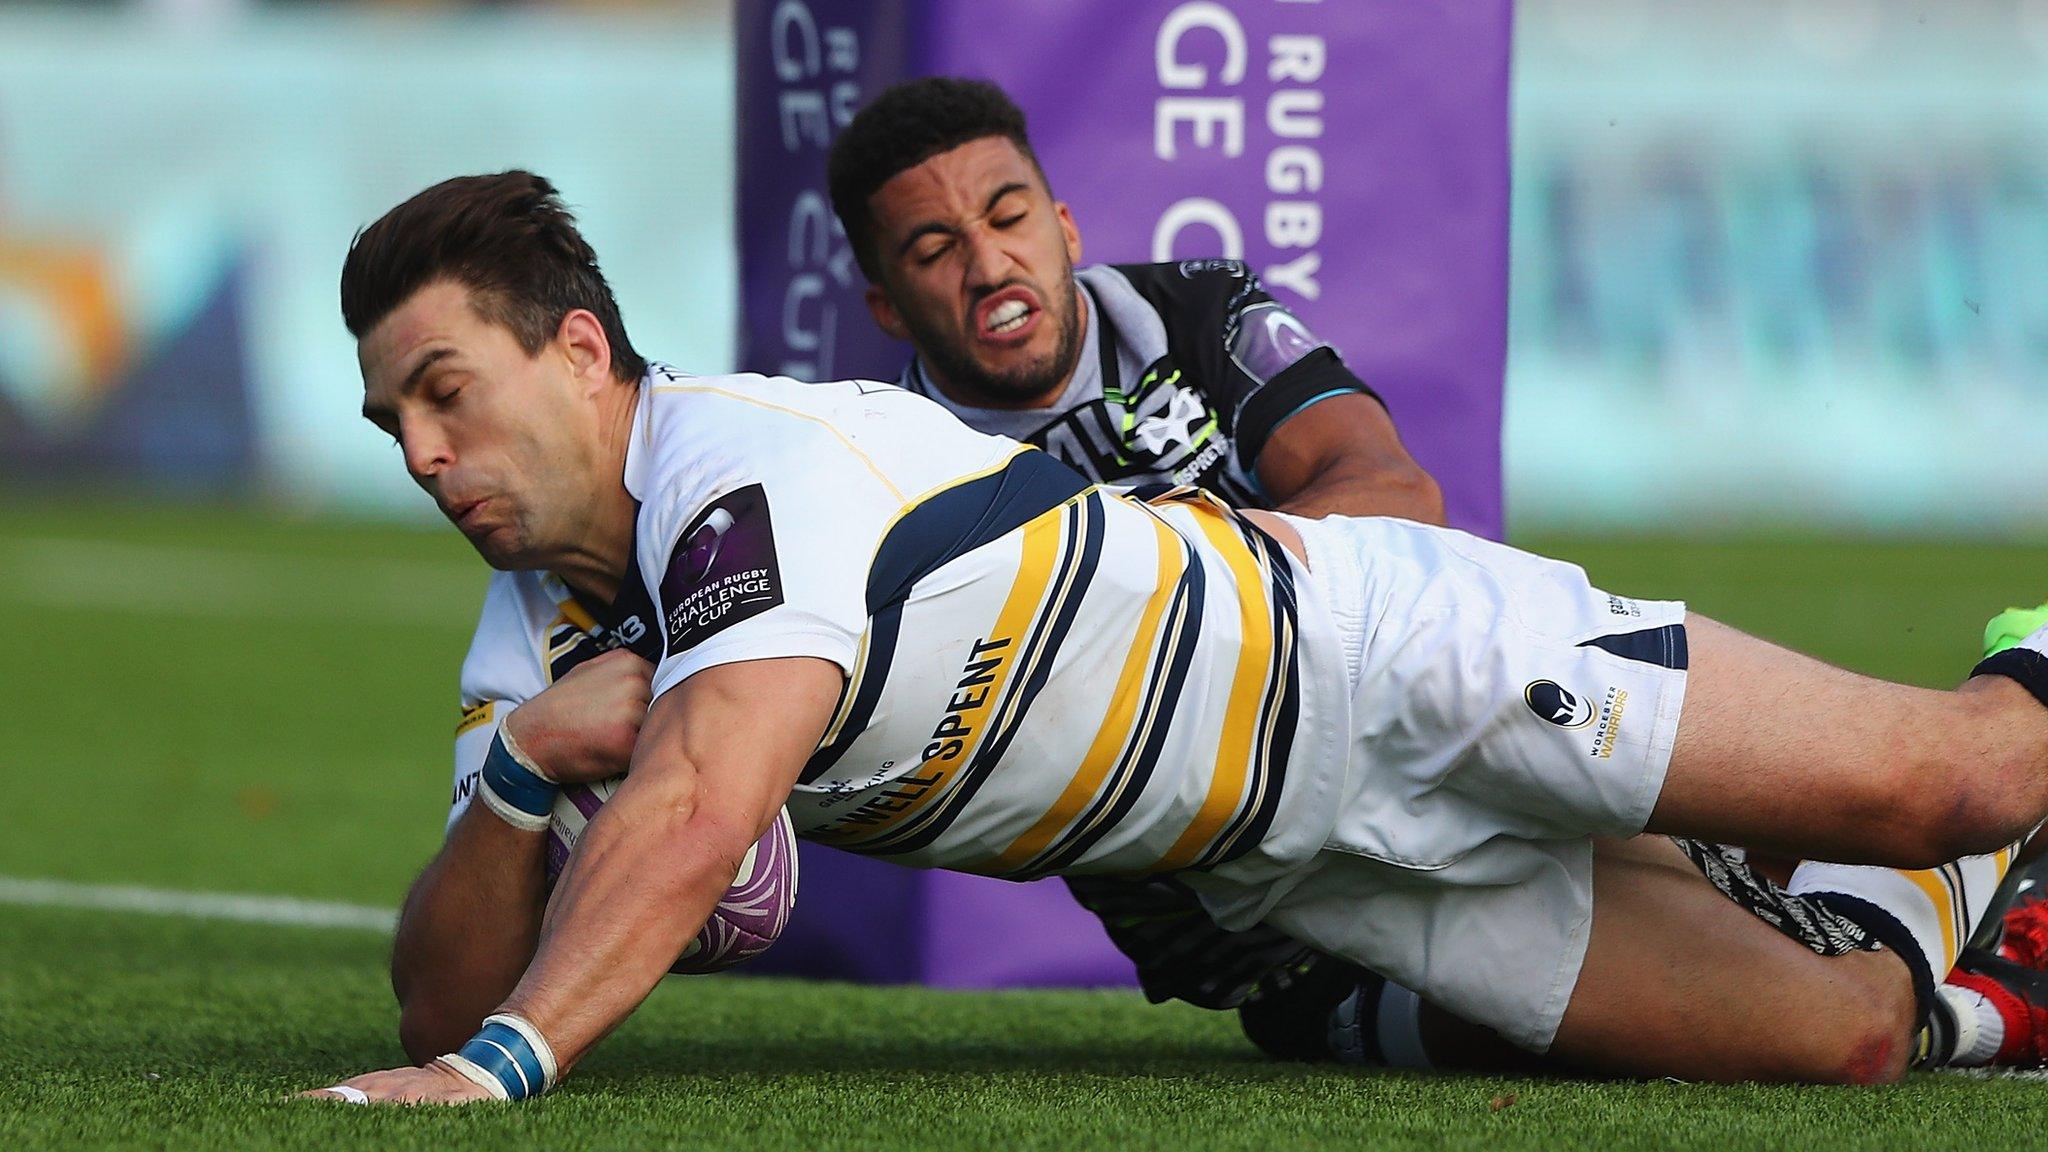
[637, 411, 889, 704]
[1130, 261, 1382, 474]
[447, 572, 550, 832]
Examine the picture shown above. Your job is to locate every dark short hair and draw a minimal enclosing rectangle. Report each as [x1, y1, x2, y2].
[340, 171, 646, 383]
[827, 77, 1046, 282]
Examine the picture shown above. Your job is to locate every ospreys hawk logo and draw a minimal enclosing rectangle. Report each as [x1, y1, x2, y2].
[1132, 386, 1209, 455]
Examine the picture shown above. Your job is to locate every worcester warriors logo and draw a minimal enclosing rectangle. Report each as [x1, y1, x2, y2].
[1524, 680, 1596, 729]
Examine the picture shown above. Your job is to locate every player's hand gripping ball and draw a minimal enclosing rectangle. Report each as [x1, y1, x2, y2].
[545, 781, 798, 972]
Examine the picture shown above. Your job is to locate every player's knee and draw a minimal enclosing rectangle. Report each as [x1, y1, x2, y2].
[1769, 962, 1916, 1085]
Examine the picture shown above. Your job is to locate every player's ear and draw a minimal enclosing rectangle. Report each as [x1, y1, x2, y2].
[557, 308, 612, 389]
[865, 283, 913, 342]
[1055, 201, 1082, 265]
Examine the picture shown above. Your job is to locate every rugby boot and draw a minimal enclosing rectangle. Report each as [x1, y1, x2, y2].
[1065, 875, 1312, 1010]
[1983, 602, 2048, 660]
[1237, 954, 1385, 1064]
[1945, 961, 2048, 1064]
[1937, 896, 2048, 1066]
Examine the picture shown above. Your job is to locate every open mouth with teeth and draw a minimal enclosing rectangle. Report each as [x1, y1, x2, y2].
[986, 298, 1032, 335]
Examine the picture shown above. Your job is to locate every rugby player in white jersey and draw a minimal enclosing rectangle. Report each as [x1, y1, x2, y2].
[823, 77, 2048, 1076]
[309, 172, 2048, 1103]
[825, 75, 1469, 1070]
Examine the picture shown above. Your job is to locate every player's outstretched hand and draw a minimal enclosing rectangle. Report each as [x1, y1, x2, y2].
[299, 1060, 498, 1106]
[501, 648, 652, 785]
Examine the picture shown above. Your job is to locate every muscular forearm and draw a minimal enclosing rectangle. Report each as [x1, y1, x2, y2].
[391, 802, 549, 1062]
[496, 773, 750, 1076]
[1276, 460, 1446, 524]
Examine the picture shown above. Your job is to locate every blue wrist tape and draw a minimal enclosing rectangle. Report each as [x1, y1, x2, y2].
[481, 729, 557, 822]
[449, 1013, 557, 1100]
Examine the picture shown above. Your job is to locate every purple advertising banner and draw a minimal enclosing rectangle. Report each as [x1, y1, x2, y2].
[737, 0, 1510, 988]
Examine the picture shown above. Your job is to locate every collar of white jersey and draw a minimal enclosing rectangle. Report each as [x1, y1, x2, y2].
[620, 362, 676, 502]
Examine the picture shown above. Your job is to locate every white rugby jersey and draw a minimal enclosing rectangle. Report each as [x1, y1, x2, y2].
[452, 364, 1351, 885]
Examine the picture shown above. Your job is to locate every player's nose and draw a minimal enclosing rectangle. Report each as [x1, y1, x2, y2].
[961, 232, 1019, 292]
[399, 421, 452, 480]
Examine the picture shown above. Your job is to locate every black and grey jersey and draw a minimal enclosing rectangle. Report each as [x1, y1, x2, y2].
[903, 260, 1378, 509]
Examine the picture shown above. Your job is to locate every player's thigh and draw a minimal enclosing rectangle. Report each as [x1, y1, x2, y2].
[1645, 614, 2032, 865]
[1549, 835, 1916, 1084]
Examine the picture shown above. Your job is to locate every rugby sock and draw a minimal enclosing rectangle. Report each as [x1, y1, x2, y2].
[1787, 847, 2019, 1037]
[1935, 980, 2009, 1066]
[1972, 621, 2048, 709]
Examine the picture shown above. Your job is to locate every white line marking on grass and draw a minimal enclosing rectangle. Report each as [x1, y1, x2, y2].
[1938, 1065, 2048, 1082]
[0, 536, 481, 625]
[0, 876, 396, 933]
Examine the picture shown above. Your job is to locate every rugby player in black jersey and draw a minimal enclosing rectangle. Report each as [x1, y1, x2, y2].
[825, 77, 1490, 1071]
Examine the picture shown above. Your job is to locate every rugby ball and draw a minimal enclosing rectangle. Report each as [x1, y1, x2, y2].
[543, 778, 798, 973]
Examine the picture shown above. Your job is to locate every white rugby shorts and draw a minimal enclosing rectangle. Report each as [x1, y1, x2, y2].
[1193, 513, 1691, 1053]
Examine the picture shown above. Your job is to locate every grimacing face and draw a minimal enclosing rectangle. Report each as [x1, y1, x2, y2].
[357, 279, 613, 571]
[863, 135, 1086, 408]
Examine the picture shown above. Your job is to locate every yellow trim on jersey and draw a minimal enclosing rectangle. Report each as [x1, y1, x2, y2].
[990, 506, 1185, 873]
[556, 596, 600, 636]
[1902, 867, 1960, 972]
[1150, 501, 1277, 873]
[873, 443, 1034, 549]
[813, 503, 1066, 844]
[541, 615, 584, 684]
[454, 700, 496, 737]
[650, 384, 907, 502]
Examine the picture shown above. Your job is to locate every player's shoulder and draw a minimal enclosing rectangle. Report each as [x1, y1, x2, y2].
[632, 364, 1010, 496]
[1097, 259, 1264, 317]
[627, 364, 1017, 560]
[636, 365, 950, 459]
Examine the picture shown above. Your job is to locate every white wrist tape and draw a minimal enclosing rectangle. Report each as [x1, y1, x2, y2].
[437, 1053, 510, 1101]
[446, 1012, 559, 1100]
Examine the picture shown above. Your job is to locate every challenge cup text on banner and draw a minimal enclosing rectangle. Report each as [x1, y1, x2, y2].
[736, 0, 1511, 989]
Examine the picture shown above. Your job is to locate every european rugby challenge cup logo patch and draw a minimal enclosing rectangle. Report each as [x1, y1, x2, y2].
[660, 484, 784, 655]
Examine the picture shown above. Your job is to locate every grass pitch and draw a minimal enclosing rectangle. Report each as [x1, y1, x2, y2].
[4, 497, 2046, 1150]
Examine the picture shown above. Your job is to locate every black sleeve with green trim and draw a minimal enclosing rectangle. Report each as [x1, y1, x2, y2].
[1109, 260, 1382, 473]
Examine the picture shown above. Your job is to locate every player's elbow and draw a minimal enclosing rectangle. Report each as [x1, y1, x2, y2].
[397, 997, 478, 1066]
[1387, 465, 1446, 526]
[669, 813, 758, 891]
[1316, 459, 1446, 525]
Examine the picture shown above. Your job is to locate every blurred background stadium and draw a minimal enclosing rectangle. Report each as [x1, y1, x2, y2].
[4, 2, 2048, 1146]
[4, 0, 2043, 528]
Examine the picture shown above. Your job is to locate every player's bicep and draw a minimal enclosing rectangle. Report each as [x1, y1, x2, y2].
[1250, 391, 1426, 506]
[629, 657, 844, 843]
